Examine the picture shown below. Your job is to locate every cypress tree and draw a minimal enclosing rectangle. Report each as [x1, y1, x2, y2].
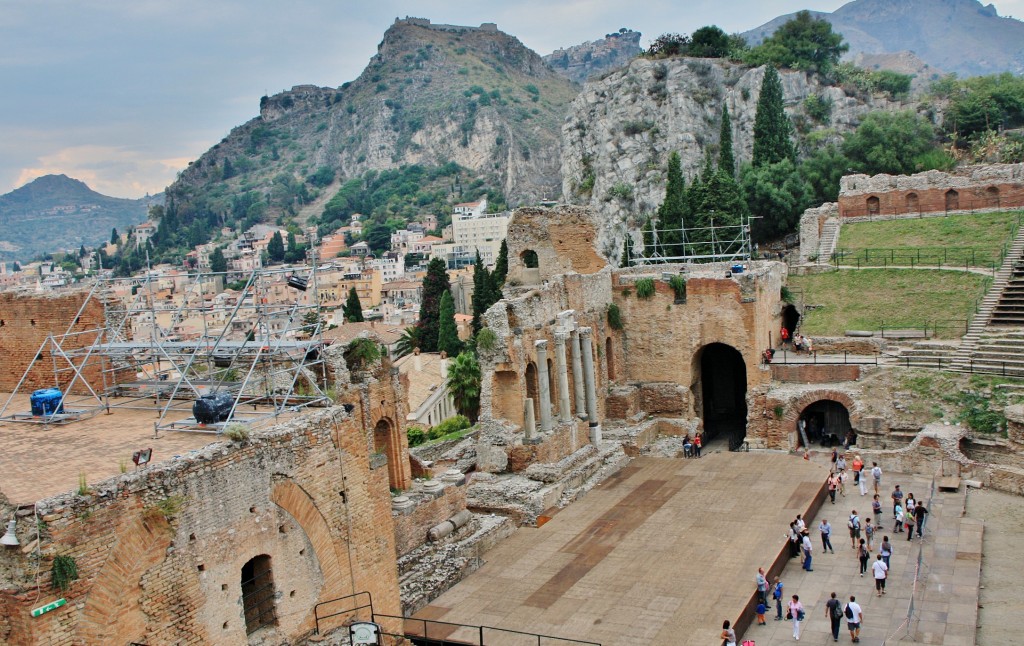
[343, 286, 364, 322]
[267, 231, 285, 262]
[210, 246, 228, 273]
[417, 258, 450, 353]
[471, 251, 493, 334]
[657, 152, 687, 251]
[110, 228, 119, 245]
[437, 290, 462, 357]
[719, 105, 735, 177]
[752, 65, 795, 167]
[491, 240, 508, 289]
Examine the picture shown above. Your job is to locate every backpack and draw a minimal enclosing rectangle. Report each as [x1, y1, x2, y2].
[845, 604, 854, 619]
[830, 601, 843, 620]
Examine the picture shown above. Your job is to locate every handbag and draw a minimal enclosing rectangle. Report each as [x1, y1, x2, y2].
[786, 611, 793, 620]
[797, 609, 805, 621]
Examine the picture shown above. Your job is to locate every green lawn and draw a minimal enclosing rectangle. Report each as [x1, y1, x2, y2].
[835, 211, 1022, 268]
[788, 269, 992, 338]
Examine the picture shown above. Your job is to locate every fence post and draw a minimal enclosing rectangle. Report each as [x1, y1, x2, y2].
[480, 625, 485, 644]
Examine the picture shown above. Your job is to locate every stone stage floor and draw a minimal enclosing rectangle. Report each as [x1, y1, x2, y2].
[413, 453, 829, 645]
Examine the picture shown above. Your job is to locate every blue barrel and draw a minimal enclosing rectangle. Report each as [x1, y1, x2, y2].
[192, 392, 235, 424]
[30, 388, 65, 416]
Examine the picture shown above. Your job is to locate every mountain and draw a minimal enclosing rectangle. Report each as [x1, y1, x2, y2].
[742, 0, 1024, 78]
[544, 29, 643, 84]
[165, 18, 579, 240]
[0, 175, 154, 261]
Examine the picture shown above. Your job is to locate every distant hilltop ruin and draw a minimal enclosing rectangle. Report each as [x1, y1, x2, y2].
[395, 17, 498, 33]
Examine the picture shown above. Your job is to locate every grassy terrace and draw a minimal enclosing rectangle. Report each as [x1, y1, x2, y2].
[788, 269, 992, 339]
[834, 211, 1022, 268]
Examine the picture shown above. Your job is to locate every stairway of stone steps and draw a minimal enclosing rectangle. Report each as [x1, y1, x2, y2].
[955, 329, 1024, 377]
[953, 224, 1024, 366]
[815, 217, 840, 262]
[891, 340, 960, 369]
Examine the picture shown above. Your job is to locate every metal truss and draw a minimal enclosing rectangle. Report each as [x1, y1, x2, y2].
[628, 215, 756, 265]
[0, 263, 332, 435]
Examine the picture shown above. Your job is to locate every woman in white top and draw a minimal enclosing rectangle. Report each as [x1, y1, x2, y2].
[720, 619, 737, 646]
[789, 594, 805, 640]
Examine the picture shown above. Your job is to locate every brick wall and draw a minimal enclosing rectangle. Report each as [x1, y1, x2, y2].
[392, 484, 468, 556]
[0, 291, 118, 394]
[0, 405, 405, 645]
[770, 364, 861, 383]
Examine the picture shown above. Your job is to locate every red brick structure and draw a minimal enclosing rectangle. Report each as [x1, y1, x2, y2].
[837, 163, 1024, 219]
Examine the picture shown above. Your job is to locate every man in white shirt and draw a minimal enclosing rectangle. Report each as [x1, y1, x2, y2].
[871, 462, 882, 495]
[801, 531, 814, 571]
[846, 595, 864, 643]
[872, 553, 889, 596]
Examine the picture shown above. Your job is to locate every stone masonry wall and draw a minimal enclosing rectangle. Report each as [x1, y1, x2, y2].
[0, 291, 121, 394]
[392, 483, 468, 557]
[0, 407, 404, 646]
[505, 205, 608, 285]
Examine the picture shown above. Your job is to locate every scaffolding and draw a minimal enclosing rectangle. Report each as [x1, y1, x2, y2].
[0, 261, 332, 435]
[629, 213, 757, 265]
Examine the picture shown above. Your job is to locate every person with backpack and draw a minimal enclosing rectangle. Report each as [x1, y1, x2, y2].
[846, 595, 863, 643]
[825, 591, 843, 642]
[880, 536, 893, 568]
[848, 510, 861, 549]
[857, 539, 870, 576]
[871, 462, 882, 495]
[872, 553, 889, 596]
[787, 594, 805, 640]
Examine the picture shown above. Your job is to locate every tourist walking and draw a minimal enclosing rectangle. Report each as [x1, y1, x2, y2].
[694, 433, 702, 457]
[893, 504, 904, 533]
[905, 507, 916, 540]
[871, 494, 883, 525]
[880, 536, 892, 568]
[682, 434, 692, 458]
[773, 577, 784, 621]
[846, 596, 864, 643]
[801, 531, 814, 571]
[756, 568, 768, 606]
[788, 594, 805, 640]
[720, 619, 737, 646]
[871, 462, 882, 495]
[852, 455, 866, 496]
[819, 518, 834, 553]
[827, 472, 838, 504]
[857, 539, 869, 576]
[864, 518, 874, 551]
[836, 454, 847, 473]
[914, 502, 929, 537]
[825, 591, 843, 642]
[788, 522, 801, 558]
[848, 510, 861, 549]
[891, 484, 904, 516]
[872, 553, 889, 596]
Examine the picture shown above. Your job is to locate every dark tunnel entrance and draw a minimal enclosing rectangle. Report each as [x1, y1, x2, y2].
[696, 343, 748, 450]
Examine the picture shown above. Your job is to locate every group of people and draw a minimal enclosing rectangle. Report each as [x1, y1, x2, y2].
[682, 433, 703, 458]
[735, 453, 932, 643]
[779, 326, 814, 354]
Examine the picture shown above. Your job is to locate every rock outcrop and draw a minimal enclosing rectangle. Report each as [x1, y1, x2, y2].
[544, 29, 642, 84]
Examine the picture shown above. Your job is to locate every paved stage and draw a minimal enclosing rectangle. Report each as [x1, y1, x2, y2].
[413, 453, 828, 645]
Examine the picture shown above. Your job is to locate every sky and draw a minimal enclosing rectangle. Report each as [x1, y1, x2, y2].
[2, 0, 1023, 199]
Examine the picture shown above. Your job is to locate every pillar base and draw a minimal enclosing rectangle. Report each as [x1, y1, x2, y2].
[524, 437, 543, 445]
[589, 423, 602, 444]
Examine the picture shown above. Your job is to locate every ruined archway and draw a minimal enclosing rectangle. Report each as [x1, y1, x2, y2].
[693, 343, 747, 448]
[520, 249, 539, 269]
[782, 304, 800, 340]
[797, 400, 853, 448]
[945, 189, 959, 211]
[373, 417, 404, 490]
[986, 186, 1000, 207]
[866, 195, 880, 215]
[525, 361, 539, 421]
[906, 192, 919, 212]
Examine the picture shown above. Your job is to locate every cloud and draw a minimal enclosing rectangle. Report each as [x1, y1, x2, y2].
[15, 145, 190, 198]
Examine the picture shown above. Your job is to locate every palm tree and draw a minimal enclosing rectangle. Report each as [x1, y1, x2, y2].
[394, 326, 421, 359]
[446, 351, 481, 422]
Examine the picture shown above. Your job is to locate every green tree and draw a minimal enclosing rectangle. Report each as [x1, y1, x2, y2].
[745, 10, 848, 74]
[343, 286, 364, 322]
[688, 25, 731, 58]
[437, 290, 462, 357]
[646, 33, 690, 58]
[110, 228, 119, 245]
[656, 151, 688, 250]
[842, 110, 939, 176]
[417, 258, 450, 353]
[719, 105, 735, 177]
[363, 222, 393, 253]
[446, 351, 481, 422]
[222, 158, 235, 180]
[210, 246, 228, 273]
[800, 143, 850, 205]
[79, 244, 87, 258]
[741, 159, 812, 241]
[471, 251, 494, 333]
[267, 231, 285, 262]
[753, 66, 795, 167]
[491, 239, 508, 291]
[394, 326, 421, 358]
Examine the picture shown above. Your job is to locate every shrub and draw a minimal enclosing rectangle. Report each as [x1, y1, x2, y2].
[223, 423, 250, 442]
[607, 303, 624, 330]
[608, 182, 634, 201]
[407, 426, 427, 447]
[476, 327, 498, 352]
[345, 337, 381, 371]
[781, 286, 795, 303]
[51, 555, 79, 592]
[668, 275, 687, 302]
[622, 120, 656, 136]
[803, 94, 832, 124]
[428, 415, 471, 440]
[635, 278, 655, 299]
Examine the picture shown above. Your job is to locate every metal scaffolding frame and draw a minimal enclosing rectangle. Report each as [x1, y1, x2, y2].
[629, 213, 756, 265]
[0, 261, 332, 435]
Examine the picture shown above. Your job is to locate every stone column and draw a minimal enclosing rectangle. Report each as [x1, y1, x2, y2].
[535, 340, 553, 433]
[579, 327, 601, 443]
[553, 332, 573, 424]
[523, 398, 538, 443]
[570, 328, 587, 420]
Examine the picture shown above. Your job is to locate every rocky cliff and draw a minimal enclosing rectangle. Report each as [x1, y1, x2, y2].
[167, 18, 578, 228]
[544, 29, 642, 84]
[560, 57, 904, 260]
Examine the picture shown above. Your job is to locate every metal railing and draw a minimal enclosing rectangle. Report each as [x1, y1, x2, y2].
[772, 351, 880, 366]
[832, 247, 1003, 272]
[373, 613, 602, 646]
[314, 591, 374, 635]
[896, 356, 1024, 377]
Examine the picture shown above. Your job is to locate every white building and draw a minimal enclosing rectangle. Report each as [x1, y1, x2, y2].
[430, 198, 509, 269]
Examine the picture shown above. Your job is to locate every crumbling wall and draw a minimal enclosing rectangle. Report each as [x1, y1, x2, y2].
[505, 205, 608, 285]
[0, 407, 404, 645]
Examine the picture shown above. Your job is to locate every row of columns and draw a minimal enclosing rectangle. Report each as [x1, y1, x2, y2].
[524, 311, 602, 444]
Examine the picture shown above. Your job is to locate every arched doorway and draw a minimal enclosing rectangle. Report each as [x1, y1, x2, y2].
[782, 304, 800, 341]
[945, 189, 959, 211]
[373, 418, 404, 490]
[241, 555, 278, 635]
[986, 186, 1000, 207]
[525, 361, 539, 421]
[906, 192, 919, 212]
[694, 343, 747, 448]
[798, 400, 853, 448]
[520, 249, 539, 268]
[866, 196, 880, 216]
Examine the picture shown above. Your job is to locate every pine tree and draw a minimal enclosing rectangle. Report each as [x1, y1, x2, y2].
[79, 244, 87, 258]
[656, 152, 687, 251]
[222, 158, 235, 180]
[417, 258, 450, 353]
[491, 240, 508, 289]
[343, 286, 364, 322]
[267, 231, 285, 262]
[437, 290, 462, 357]
[210, 246, 228, 273]
[752, 65, 795, 167]
[110, 228, 119, 245]
[719, 105, 735, 177]
[471, 251, 493, 334]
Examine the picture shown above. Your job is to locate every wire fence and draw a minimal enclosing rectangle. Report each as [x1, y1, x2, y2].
[832, 247, 1004, 272]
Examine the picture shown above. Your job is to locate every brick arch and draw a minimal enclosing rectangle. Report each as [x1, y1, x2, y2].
[77, 511, 173, 644]
[781, 390, 859, 432]
[372, 416, 412, 490]
[270, 478, 351, 634]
